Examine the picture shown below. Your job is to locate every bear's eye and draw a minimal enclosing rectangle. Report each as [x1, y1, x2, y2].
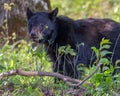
[39, 24, 44, 31]
[40, 23, 44, 27]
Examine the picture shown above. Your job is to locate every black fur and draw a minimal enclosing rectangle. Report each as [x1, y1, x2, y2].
[27, 8, 120, 78]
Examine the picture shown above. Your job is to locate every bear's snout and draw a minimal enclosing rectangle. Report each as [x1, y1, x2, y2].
[30, 32, 36, 37]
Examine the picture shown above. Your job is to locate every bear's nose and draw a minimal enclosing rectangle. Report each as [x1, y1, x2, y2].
[30, 33, 36, 37]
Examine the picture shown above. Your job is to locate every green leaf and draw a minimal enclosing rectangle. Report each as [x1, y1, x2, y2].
[115, 60, 120, 66]
[99, 58, 110, 65]
[58, 46, 66, 55]
[26, 86, 33, 93]
[101, 50, 112, 57]
[100, 45, 111, 50]
[45, 25, 48, 29]
[58, 45, 76, 56]
[91, 47, 99, 57]
[100, 38, 111, 47]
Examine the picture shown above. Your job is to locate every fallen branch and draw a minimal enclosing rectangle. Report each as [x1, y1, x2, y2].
[0, 64, 102, 87]
[0, 69, 91, 86]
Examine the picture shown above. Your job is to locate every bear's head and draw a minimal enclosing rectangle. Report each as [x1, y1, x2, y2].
[26, 8, 58, 44]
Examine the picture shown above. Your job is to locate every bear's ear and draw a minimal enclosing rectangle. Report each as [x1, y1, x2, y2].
[26, 8, 34, 20]
[49, 8, 58, 21]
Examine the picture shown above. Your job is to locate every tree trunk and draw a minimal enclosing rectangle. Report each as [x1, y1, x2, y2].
[0, 0, 51, 40]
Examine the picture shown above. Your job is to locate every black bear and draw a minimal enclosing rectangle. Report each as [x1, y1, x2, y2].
[26, 8, 120, 78]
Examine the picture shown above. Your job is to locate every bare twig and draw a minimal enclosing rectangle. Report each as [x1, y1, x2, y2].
[111, 33, 120, 62]
[66, 63, 102, 87]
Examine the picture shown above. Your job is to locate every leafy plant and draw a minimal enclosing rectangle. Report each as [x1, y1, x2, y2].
[58, 44, 76, 56]
[84, 38, 120, 95]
